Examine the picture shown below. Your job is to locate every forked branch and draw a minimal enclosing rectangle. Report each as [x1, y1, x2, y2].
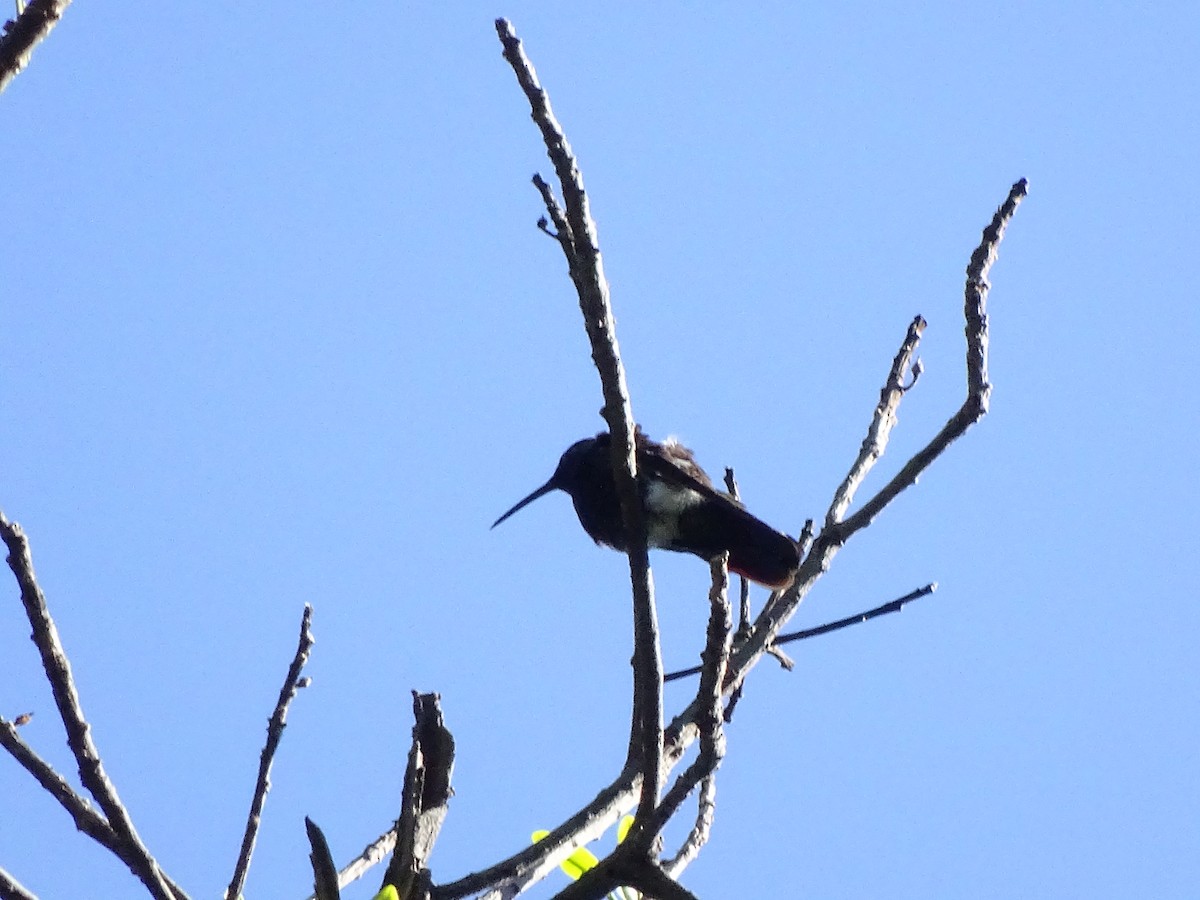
[495, 17, 664, 827]
[0, 512, 184, 900]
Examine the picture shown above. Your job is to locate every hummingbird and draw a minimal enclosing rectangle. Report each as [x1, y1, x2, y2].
[491, 429, 800, 588]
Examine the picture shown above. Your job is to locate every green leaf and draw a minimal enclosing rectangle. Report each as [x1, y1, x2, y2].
[616, 815, 635, 844]
[531, 830, 600, 880]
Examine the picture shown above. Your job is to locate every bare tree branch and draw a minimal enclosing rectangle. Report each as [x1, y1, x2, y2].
[430, 31, 1028, 900]
[0, 716, 114, 846]
[634, 557, 729, 849]
[495, 16, 664, 825]
[659, 558, 731, 876]
[0, 512, 183, 900]
[0, 864, 38, 900]
[722, 469, 754, 637]
[549, 851, 701, 900]
[835, 179, 1029, 539]
[773, 582, 937, 645]
[825, 314, 927, 528]
[533, 174, 571, 253]
[0, 0, 71, 94]
[436, 768, 640, 900]
[620, 861, 701, 900]
[0, 715, 193, 899]
[381, 692, 456, 899]
[703, 179, 1029, 704]
[226, 605, 316, 900]
[317, 828, 396, 897]
[664, 582, 938, 683]
[305, 817, 342, 900]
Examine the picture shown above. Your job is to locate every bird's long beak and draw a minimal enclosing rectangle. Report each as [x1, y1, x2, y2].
[491, 479, 558, 529]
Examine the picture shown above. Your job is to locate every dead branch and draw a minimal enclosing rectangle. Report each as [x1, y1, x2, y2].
[381, 693, 456, 899]
[660, 558, 731, 876]
[632, 557, 730, 849]
[304, 818, 341, 900]
[825, 315, 927, 528]
[429, 38, 1027, 900]
[434, 771, 639, 900]
[0, 512, 184, 900]
[711, 179, 1028, 702]
[494, 17, 664, 827]
[722, 469, 754, 636]
[835, 179, 1029, 539]
[663, 582, 939, 683]
[226, 605, 316, 900]
[0, 865, 37, 900]
[550, 851, 701, 900]
[0, 0, 71, 94]
[317, 828, 397, 896]
[0, 716, 116, 849]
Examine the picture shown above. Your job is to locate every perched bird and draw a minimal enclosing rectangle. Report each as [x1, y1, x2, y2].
[492, 429, 800, 588]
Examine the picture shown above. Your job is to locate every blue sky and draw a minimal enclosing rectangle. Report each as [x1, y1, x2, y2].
[3, 4, 1198, 898]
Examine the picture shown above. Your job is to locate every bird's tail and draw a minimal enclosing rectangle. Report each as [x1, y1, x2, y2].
[675, 497, 800, 589]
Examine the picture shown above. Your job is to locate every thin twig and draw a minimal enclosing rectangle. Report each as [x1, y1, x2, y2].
[631, 557, 729, 850]
[495, 17, 663, 823]
[685, 179, 1029, 702]
[225, 604, 316, 900]
[773, 583, 937, 646]
[0, 716, 114, 846]
[663, 583, 938, 683]
[660, 558, 730, 876]
[825, 315, 927, 528]
[533, 174, 571, 252]
[0, 718, 191, 899]
[0, 512, 181, 900]
[722, 469, 752, 636]
[835, 179, 1029, 540]
[664, 772, 716, 877]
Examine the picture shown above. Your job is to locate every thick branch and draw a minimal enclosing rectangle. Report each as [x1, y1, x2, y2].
[549, 851, 700, 900]
[0, 512, 182, 900]
[357, 179, 1027, 900]
[382, 692, 456, 898]
[0, 865, 37, 900]
[0, 0, 71, 94]
[436, 41, 1025, 900]
[495, 17, 663, 821]
[226, 605, 316, 900]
